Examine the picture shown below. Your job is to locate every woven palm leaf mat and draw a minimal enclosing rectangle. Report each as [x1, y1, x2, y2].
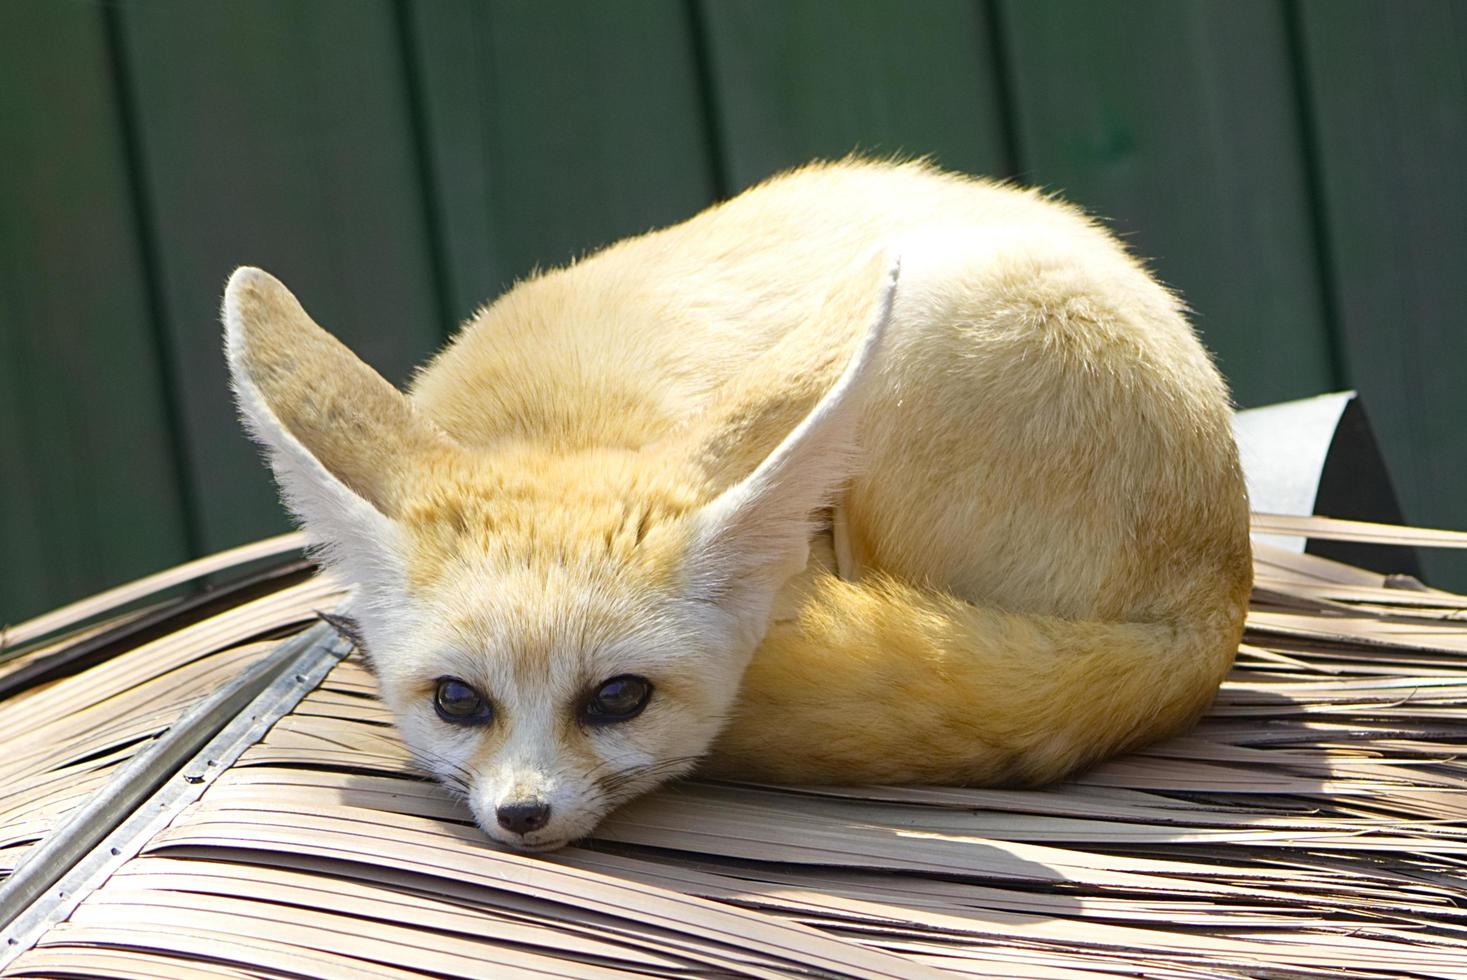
[3, 516, 1467, 978]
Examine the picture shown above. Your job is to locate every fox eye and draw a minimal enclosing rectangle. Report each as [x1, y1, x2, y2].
[434, 677, 494, 725]
[583, 674, 652, 724]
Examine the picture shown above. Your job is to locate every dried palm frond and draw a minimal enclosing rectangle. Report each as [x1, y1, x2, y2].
[2, 515, 1466, 978]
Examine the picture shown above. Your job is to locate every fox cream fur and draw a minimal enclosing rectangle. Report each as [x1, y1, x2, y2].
[224, 160, 1251, 851]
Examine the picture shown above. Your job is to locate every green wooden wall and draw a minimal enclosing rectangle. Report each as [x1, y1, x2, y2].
[3, 0, 1465, 622]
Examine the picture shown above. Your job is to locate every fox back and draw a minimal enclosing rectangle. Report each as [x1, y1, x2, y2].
[225, 159, 1251, 850]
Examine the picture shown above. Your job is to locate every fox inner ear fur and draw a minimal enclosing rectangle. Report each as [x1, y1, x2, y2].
[222, 266, 451, 587]
[688, 257, 900, 628]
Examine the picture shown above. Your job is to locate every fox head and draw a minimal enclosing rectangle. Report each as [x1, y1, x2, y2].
[222, 261, 896, 850]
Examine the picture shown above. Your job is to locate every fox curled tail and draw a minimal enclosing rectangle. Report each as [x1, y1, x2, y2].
[705, 571, 1244, 785]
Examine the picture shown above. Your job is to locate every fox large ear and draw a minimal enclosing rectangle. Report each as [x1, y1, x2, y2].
[222, 267, 451, 586]
[687, 256, 900, 630]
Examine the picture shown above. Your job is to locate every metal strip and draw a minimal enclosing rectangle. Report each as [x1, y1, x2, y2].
[0, 621, 350, 968]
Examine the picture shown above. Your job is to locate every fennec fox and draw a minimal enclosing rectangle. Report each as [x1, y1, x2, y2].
[225, 160, 1251, 851]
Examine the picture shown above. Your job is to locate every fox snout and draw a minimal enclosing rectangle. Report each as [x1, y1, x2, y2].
[468, 764, 619, 852]
[471, 776, 576, 851]
[496, 798, 551, 835]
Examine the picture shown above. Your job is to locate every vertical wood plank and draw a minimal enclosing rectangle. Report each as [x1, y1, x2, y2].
[1296, 0, 1467, 587]
[698, 0, 1012, 190]
[998, 0, 1335, 409]
[408, 0, 717, 323]
[0, 2, 190, 622]
[117, 0, 443, 553]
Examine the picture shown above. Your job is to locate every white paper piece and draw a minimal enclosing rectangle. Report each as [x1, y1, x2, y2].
[1232, 391, 1355, 553]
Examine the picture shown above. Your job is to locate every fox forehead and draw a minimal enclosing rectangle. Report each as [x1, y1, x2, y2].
[431, 560, 671, 666]
[393, 444, 709, 587]
[388, 481, 714, 695]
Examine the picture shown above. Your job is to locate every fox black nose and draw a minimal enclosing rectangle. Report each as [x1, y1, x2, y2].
[496, 799, 551, 835]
